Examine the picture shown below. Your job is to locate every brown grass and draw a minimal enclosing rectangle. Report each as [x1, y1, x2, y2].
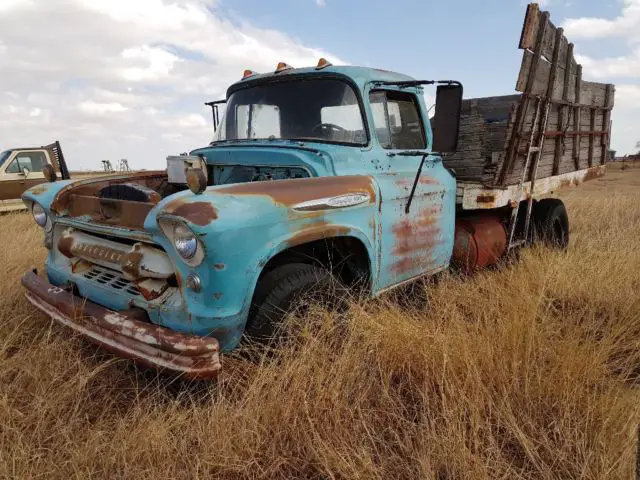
[1, 163, 639, 479]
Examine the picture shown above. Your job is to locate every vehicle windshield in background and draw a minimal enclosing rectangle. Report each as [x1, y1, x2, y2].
[0, 150, 11, 169]
[215, 78, 367, 146]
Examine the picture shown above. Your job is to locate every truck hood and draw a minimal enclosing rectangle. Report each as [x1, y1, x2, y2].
[190, 141, 337, 177]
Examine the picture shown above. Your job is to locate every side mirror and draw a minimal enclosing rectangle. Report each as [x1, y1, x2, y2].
[21, 167, 30, 177]
[432, 83, 463, 153]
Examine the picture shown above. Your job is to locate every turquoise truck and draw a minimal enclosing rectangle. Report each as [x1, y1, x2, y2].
[20, 3, 614, 378]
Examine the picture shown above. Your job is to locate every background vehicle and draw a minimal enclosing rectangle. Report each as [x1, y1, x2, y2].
[19, 3, 614, 378]
[0, 141, 70, 212]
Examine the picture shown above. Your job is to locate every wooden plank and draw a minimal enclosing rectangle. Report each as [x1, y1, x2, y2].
[519, 3, 541, 50]
[563, 43, 574, 102]
[525, 11, 551, 93]
[546, 27, 564, 98]
[601, 84, 613, 164]
[588, 108, 596, 167]
[518, 51, 552, 95]
[553, 106, 566, 175]
[540, 17, 558, 61]
[573, 64, 582, 169]
[580, 81, 609, 107]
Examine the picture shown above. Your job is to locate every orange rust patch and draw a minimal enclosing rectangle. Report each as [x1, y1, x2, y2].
[285, 222, 351, 248]
[213, 263, 225, 271]
[584, 166, 606, 182]
[29, 184, 50, 195]
[476, 194, 496, 204]
[212, 292, 223, 300]
[418, 176, 439, 185]
[51, 171, 167, 213]
[216, 175, 377, 207]
[57, 235, 74, 258]
[166, 201, 218, 226]
[390, 205, 444, 275]
[120, 250, 144, 279]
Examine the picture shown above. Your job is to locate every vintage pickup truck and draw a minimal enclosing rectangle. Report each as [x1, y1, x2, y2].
[0, 141, 70, 213]
[20, 4, 614, 378]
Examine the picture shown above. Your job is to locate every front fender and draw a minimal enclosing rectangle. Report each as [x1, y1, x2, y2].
[155, 175, 381, 324]
[21, 179, 75, 210]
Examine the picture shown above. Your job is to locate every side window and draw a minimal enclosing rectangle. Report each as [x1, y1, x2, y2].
[5, 157, 21, 173]
[5, 151, 47, 174]
[369, 90, 426, 150]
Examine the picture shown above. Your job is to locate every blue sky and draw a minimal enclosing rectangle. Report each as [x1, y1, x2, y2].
[1, 0, 637, 169]
[219, 0, 623, 97]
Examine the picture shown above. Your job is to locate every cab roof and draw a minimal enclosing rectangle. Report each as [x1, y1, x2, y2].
[226, 64, 417, 96]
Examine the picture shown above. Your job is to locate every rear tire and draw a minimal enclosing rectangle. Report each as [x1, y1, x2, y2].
[245, 263, 348, 344]
[533, 198, 569, 249]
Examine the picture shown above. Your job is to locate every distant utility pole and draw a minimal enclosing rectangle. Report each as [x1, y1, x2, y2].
[102, 160, 114, 173]
[118, 159, 131, 172]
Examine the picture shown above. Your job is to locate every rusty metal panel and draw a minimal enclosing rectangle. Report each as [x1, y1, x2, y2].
[22, 270, 221, 379]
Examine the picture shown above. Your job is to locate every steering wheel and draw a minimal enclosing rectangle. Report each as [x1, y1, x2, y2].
[311, 123, 347, 135]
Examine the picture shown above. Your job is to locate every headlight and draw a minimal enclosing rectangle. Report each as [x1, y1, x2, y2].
[173, 224, 198, 260]
[32, 203, 48, 228]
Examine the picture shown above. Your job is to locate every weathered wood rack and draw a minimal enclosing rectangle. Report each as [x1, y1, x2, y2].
[446, 3, 615, 210]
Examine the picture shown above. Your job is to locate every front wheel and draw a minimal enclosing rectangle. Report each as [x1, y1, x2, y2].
[245, 263, 348, 344]
[532, 198, 569, 249]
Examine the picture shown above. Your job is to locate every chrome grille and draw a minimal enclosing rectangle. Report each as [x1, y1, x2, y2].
[82, 265, 141, 297]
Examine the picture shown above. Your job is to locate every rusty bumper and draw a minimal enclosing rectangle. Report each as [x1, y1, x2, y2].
[21, 270, 221, 379]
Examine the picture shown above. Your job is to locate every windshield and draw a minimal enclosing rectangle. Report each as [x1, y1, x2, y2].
[0, 150, 11, 169]
[215, 78, 367, 146]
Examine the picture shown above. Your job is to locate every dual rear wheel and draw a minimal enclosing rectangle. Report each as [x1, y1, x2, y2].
[531, 198, 570, 249]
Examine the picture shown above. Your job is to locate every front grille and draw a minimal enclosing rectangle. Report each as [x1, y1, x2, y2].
[82, 265, 141, 297]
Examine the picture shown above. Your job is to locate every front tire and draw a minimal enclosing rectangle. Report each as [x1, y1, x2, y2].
[245, 263, 347, 343]
[533, 198, 569, 249]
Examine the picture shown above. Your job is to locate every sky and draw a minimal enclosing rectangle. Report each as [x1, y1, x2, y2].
[0, 0, 638, 170]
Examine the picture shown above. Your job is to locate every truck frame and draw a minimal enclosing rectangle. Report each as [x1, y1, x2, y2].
[19, 3, 614, 379]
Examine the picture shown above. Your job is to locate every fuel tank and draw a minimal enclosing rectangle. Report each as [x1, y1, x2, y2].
[452, 213, 507, 273]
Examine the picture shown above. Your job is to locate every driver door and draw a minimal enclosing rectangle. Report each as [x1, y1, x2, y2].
[0, 150, 48, 200]
[368, 89, 456, 291]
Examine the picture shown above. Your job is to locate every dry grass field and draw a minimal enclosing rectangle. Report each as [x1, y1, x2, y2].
[1, 163, 639, 479]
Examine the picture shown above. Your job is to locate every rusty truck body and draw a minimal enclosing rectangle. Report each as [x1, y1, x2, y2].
[20, 4, 614, 379]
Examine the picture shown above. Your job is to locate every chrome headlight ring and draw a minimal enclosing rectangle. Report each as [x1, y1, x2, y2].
[31, 202, 52, 232]
[158, 217, 205, 267]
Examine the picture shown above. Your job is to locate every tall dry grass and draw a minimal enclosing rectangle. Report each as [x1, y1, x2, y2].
[0, 164, 639, 479]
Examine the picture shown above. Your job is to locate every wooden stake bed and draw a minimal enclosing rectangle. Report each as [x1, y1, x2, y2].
[444, 3, 615, 209]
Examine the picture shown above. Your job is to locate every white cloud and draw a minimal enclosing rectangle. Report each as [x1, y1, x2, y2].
[561, 1, 640, 154]
[562, 0, 640, 41]
[78, 101, 128, 115]
[121, 45, 181, 82]
[316, 0, 326, 6]
[0, 0, 344, 170]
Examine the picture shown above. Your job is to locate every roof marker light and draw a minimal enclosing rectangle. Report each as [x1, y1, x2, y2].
[316, 58, 332, 70]
[242, 69, 257, 79]
[275, 62, 294, 73]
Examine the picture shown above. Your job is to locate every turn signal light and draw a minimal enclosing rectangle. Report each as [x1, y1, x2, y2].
[242, 69, 257, 79]
[275, 62, 293, 73]
[316, 58, 332, 69]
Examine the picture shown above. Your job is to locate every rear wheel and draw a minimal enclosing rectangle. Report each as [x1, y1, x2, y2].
[532, 198, 569, 249]
[245, 263, 348, 344]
